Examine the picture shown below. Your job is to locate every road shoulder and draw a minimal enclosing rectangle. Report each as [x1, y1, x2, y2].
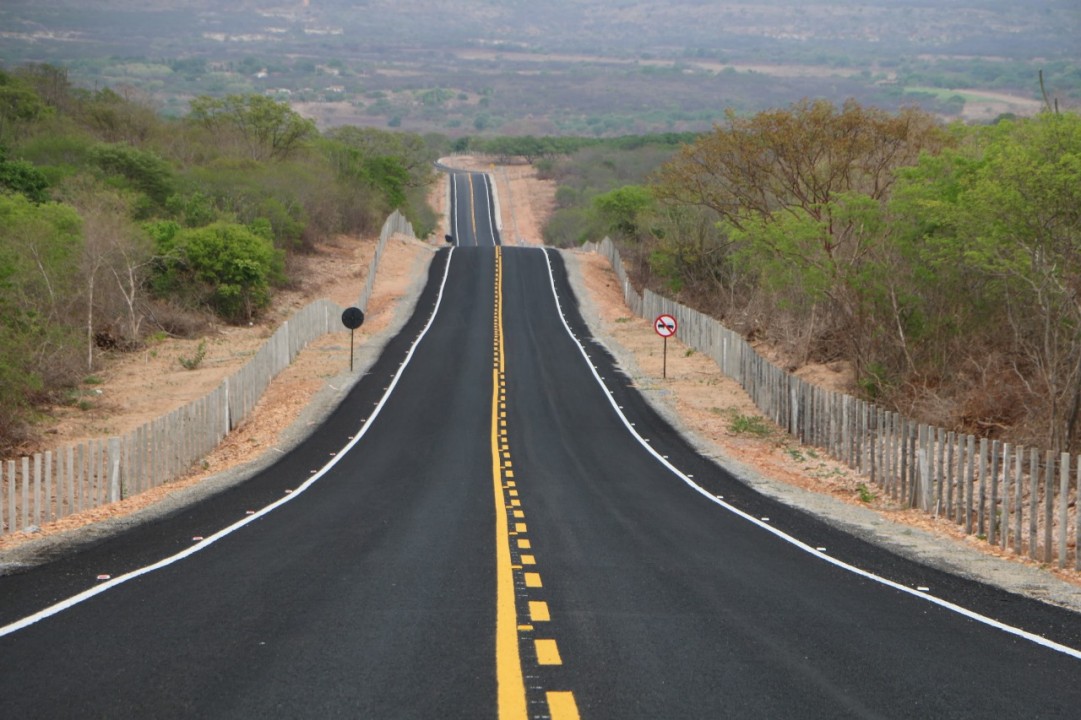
[560, 246, 1081, 615]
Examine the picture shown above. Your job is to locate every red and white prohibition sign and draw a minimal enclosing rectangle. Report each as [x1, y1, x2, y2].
[654, 314, 677, 338]
[654, 314, 677, 378]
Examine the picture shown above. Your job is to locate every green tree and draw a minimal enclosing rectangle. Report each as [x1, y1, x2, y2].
[151, 221, 284, 323]
[89, 142, 175, 208]
[322, 126, 437, 232]
[592, 185, 654, 239]
[0, 69, 49, 142]
[653, 100, 950, 375]
[81, 86, 161, 146]
[0, 193, 83, 443]
[188, 94, 316, 161]
[894, 113, 1081, 449]
[0, 145, 49, 203]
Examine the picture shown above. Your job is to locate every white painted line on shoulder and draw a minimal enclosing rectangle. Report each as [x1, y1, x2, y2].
[0, 248, 460, 639]
[540, 246, 1081, 663]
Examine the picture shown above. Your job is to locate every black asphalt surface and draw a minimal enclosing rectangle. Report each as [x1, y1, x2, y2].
[450, 171, 500, 247]
[501, 248, 1081, 718]
[2, 180, 1081, 719]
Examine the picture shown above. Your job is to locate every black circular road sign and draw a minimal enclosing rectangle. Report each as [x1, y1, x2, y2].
[341, 306, 365, 329]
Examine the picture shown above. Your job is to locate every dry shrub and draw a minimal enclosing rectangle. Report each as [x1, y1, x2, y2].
[953, 352, 1033, 440]
[0, 413, 35, 456]
[146, 300, 212, 339]
[36, 345, 89, 394]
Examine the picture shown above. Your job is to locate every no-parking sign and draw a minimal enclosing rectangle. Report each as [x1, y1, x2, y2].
[654, 314, 677, 338]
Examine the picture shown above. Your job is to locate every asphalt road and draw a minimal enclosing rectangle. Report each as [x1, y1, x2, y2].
[449, 170, 500, 247]
[2, 179, 1081, 719]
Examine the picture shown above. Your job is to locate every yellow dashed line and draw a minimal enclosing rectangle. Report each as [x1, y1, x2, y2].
[535, 639, 562, 666]
[492, 245, 576, 715]
[529, 601, 550, 622]
[547, 692, 581, 720]
[492, 248, 527, 720]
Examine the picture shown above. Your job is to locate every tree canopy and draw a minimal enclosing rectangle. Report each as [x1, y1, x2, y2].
[640, 101, 1081, 450]
[0, 63, 442, 450]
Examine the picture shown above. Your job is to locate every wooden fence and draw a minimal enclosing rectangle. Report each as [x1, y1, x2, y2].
[584, 237, 1080, 570]
[0, 211, 413, 536]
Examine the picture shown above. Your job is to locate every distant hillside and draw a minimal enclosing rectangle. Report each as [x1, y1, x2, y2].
[1, 0, 1076, 134]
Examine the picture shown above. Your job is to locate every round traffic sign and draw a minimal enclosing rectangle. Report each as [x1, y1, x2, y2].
[341, 306, 365, 330]
[654, 314, 677, 338]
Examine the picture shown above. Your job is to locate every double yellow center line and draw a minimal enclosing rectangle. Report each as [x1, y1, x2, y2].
[491, 247, 579, 720]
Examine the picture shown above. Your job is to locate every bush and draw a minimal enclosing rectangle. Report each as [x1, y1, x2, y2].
[89, 142, 174, 208]
[0, 145, 50, 202]
[150, 221, 284, 324]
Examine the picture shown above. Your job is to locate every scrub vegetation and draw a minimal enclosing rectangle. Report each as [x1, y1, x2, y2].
[552, 98, 1081, 456]
[0, 63, 443, 450]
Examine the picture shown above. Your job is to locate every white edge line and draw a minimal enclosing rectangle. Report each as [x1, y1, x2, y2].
[481, 174, 497, 246]
[0, 247, 458, 638]
[451, 174, 460, 245]
[540, 246, 1081, 662]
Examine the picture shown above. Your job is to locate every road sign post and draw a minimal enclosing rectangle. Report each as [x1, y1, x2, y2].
[341, 307, 365, 371]
[654, 314, 677, 379]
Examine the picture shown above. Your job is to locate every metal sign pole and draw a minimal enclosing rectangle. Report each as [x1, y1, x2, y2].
[663, 336, 667, 379]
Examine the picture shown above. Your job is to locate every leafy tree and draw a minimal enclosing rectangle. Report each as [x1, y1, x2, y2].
[150, 221, 284, 323]
[13, 64, 78, 116]
[0, 69, 49, 142]
[323, 126, 438, 233]
[592, 185, 653, 239]
[653, 100, 950, 375]
[0, 193, 83, 440]
[188, 94, 316, 161]
[89, 142, 175, 208]
[0, 145, 49, 203]
[893, 113, 1081, 449]
[81, 86, 160, 146]
[324, 126, 435, 189]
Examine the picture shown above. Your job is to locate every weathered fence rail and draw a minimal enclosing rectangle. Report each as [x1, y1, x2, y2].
[583, 237, 1080, 570]
[1, 211, 414, 536]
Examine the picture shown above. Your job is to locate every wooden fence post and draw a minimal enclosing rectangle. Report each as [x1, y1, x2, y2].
[999, 443, 1010, 550]
[988, 440, 1000, 543]
[108, 438, 121, 504]
[44, 450, 53, 524]
[1043, 450, 1055, 564]
[1058, 452, 1070, 569]
[977, 438, 989, 538]
[1076, 459, 1081, 571]
[1029, 448, 1040, 559]
[1012, 447, 1023, 555]
[918, 426, 932, 512]
[74, 444, 84, 513]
